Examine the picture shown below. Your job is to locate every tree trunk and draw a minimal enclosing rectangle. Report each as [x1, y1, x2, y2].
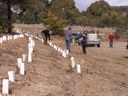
[7, 0, 12, 34]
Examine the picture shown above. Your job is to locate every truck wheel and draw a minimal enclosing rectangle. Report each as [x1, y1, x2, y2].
[97, 44, 100, 47]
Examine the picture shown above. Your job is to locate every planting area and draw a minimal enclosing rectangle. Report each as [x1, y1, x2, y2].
[0, 25, 128, 96]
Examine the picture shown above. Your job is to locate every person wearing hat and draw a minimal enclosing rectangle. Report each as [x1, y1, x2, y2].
[81, 35, 87, 54]
[65, 26, 72, 52]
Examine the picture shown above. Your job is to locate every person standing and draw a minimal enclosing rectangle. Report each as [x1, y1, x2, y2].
[108, 33, 115, 48]
[41, 28, 51, 44]
[81, 35, 87, 54]
[65, 26, 72, 52]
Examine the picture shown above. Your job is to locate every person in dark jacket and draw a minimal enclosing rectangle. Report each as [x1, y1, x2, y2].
[81, 35, 87, 54]
[41, 28, 51, 44]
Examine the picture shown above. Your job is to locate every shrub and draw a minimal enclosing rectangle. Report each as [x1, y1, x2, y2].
[44, 11, 68, 35]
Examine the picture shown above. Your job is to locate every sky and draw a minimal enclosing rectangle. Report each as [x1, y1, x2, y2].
[74, 0, 128, 12]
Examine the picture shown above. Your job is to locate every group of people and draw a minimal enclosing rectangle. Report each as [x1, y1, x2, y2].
[65, 26, 87, 54]
[41, 26, 115, 54]
[64, 26, 115, 54]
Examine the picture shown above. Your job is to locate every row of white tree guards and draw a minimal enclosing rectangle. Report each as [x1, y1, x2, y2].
[0, 34, 24, 44]
[46, 40, 81, 74]
[1, 34, 81, 95]
[0, 33, 35, 95]
[0, 34, 24, 95]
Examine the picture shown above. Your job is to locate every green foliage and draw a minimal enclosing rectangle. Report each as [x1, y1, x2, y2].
[86, 0, 111, 17]
[100, 11, 125, 27]
[17, 9, 35, 24]
[0, 0, 128, 34]
[81, 0, 128, 29]
[44, 11, 68, 35]
[17, 0, 48, 24]
[50, 0, 80, 24]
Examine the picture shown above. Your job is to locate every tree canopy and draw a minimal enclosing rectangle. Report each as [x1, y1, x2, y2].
[50, 0, 80, 24]
[83, 0, 127, 28]
[0, 0, 128, 34]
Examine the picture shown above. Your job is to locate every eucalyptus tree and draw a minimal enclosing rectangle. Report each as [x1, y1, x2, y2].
[49, 0, 80, 25]
[17, 0, 49, 24]
[0, 0, 27, 33]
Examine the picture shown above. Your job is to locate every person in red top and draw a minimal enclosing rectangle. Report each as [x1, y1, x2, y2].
[108, 33, 115, 47]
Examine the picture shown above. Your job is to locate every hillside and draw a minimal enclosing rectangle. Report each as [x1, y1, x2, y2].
[0, 25, 128, 96]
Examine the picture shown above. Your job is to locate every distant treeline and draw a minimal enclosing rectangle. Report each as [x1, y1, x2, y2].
[0, 0, 128, 35]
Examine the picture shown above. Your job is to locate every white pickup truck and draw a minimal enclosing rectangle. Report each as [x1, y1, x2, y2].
[78, 33, 100, 47]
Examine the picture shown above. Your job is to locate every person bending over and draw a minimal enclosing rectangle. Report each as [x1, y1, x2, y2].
[41, 28, 52, 44]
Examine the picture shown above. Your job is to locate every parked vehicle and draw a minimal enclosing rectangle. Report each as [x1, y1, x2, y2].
[71, 32, 80, 43]
[78, 32, 100, 47]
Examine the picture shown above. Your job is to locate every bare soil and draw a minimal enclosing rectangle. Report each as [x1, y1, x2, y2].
[0, 25, 128, 96]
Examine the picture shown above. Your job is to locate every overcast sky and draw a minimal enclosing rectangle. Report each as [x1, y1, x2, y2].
[74, 0, 128, 12]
